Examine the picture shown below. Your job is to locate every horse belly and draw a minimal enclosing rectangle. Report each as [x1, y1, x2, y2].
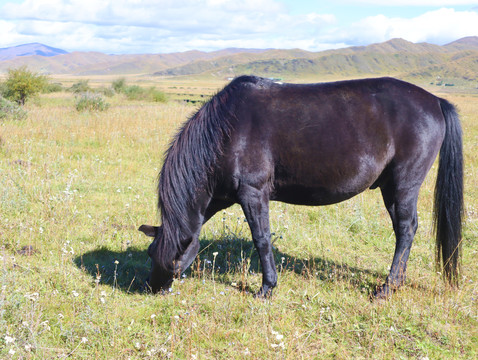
[271, 148, 388, 206]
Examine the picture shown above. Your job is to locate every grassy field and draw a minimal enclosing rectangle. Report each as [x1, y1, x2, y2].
[0, 79, 477, 359]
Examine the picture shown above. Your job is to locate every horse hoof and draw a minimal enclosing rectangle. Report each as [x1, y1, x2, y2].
[371, 284, 396, 301]
[254, 287, 273, 299]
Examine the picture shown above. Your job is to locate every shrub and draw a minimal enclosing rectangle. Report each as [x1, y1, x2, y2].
[96, 87, 115, 97]
[69, 80, 92, 94]
[123, 85, 145, 100]
[150, 88, 168, 103]
[75, 92, 110, 112]
[0, 95, 28, 120]
[123, 85, 167, 102]
[0, 82, 7, 97]
[3, 66, 48, 105]
[43, 82, 64, 93]
[112, 78, 126, 93]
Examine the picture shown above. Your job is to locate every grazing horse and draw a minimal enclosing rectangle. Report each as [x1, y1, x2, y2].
[139, 76, 463, 298]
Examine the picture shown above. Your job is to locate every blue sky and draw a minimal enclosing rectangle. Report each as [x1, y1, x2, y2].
[0, 0, 477, 54]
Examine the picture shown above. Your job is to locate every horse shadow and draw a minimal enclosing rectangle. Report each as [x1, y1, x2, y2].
[74, 236, 385, 295]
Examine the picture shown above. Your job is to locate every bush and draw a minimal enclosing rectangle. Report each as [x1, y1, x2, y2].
[0, 82, 7, 97]
[69, 80, 92, 94]
[3, 66, 48, 105]
[0, 95, 28, 120]
[96, 86, 115, 97]
[112, 78, 126, 93]
[43, 82, 64, 93]
[123, 85, 167, 102]
[75, 92, 110, 112]
[150, 88, 168, 103]
[123, 85, 145, 100]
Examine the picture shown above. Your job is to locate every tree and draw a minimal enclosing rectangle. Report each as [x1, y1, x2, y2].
[4, 66, 48, 105]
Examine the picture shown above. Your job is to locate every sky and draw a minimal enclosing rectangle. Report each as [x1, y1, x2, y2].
[0, 0, 477, 54]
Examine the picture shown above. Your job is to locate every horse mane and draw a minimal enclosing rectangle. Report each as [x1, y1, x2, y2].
[156, 75, 266, 270]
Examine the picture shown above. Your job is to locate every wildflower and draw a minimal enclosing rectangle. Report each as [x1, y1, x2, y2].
[151, 314, 156, 319]
[5, 335, 15, 344]
[72, 290, 79, 297]
[24, 292, 39, 301]
[25, 344, 32, 352]
[8, 349, 15, 355]
[81, 337, 88, 343]
[41, 320, 51, 331]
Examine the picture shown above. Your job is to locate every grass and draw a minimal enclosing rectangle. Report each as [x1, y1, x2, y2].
[0, 81, 477, 359]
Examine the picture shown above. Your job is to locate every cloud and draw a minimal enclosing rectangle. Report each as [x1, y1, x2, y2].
[333, 8, 478, 45]
[337, 0, 478, 5]
[0, 0, 337, 53]
[0, 1, 477, 53]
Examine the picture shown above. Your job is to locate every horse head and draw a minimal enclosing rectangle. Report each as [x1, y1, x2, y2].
[138, 224, 199, 293]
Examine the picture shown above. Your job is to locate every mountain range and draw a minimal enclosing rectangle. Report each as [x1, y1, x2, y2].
[0, 43, 68, 61]
[1, 37, 478, 86]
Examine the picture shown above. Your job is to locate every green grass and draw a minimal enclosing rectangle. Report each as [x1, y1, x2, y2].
[0, 84, 477, 359]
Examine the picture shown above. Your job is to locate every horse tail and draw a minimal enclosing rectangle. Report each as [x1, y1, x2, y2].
[434, 98, 464, 286]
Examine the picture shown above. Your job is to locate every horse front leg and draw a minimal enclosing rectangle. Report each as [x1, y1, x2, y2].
[376, 184, 419, 299]
[238, 184, 277, 297]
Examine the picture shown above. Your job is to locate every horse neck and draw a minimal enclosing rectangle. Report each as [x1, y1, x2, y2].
[162, 191, 211, 251]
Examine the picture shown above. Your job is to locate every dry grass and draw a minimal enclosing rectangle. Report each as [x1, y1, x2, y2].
[0, 83, 477, 359]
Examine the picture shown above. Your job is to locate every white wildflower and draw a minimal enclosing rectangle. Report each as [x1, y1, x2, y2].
[5, 335, 15, 344]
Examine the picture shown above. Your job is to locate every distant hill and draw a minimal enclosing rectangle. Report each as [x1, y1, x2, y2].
[0, 37, 477, 87]
[0, 46, 270, 75]
[152, 38, 478, 86]
[0, 43, 68, 61]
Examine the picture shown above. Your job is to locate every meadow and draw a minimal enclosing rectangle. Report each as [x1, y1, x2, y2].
[0, 77, 477, 359]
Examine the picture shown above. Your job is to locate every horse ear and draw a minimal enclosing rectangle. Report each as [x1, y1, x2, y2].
[138, 225, 159, 237]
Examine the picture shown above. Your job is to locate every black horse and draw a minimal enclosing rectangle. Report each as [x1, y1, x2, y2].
[139, 76, 463, 298]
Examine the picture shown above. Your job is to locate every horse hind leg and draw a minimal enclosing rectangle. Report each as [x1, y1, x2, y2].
[375, 181, 420, 299]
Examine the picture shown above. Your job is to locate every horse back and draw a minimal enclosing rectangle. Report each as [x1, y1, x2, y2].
[218, 77, 445, 205]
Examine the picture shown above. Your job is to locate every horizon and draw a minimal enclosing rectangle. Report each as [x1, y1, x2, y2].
[0, 1, 477, 55]
[1, 35, 476, 57]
